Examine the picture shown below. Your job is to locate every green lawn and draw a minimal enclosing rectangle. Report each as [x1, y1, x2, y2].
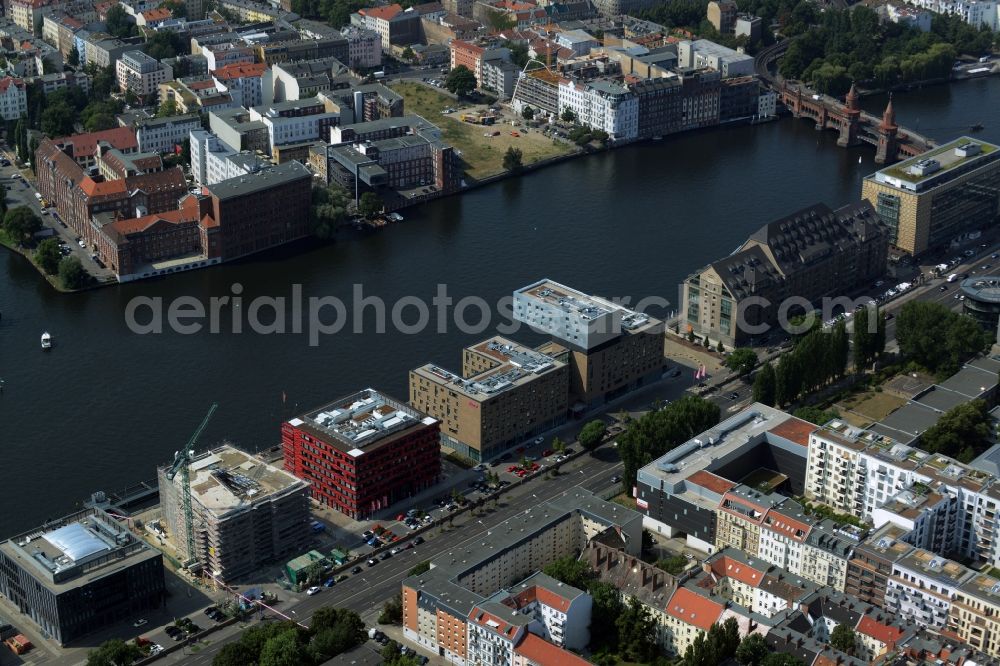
[390, 81, 577, 180]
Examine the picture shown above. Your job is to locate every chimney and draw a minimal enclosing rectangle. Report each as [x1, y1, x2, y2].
[702, 562, 713, 574]
[642, 564, 650, 588]
[654, 572, 664, 591]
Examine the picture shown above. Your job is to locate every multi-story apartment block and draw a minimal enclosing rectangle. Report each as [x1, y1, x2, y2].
[0, 77, 27, 121]
[862, 137, 1000, 255]
[662, 586, 731, 655]
[558, 78, 639, 142]
[212, 62, 271, 108]
[512, 279, 664, 408]
[320, 83, 404, 124]
[949, 573, 1000, 656]
[157, 444, 311, 582]
[208, 107, 270, 153]
[0, 507, 165, 645]
[707, 0, 737, 33]
[202, 42, 256, 71]
[189, 129, 271, 186]
[512, 68, 561, 115]
[480, 55, 518, 99]
[32, 70, 90, 95]
[402, 490, 639, 665]
[326, 131, 460, 195]
[356, 4, 422, 50]
[253, 36, 350, 67]
[409, 336, 568, 461]
[281, 389, 441, 519]
[677, 39, 754, 78]
[249, 97, 340, 155]
[272, 57, 352, 102]
[845, 522, 915, 608]
[681, 200, 887, 347]
[341, 25, 381, 69]
[159, 78, 236, 114]
[905, 0, 997, 28]
[116, 50, 172, 103]
[884, 548, 975, 629]
[134, 114, 202, 154]
[331, 114, 439, 144]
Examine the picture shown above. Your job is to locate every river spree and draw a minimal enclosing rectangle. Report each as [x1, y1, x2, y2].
[1, 78, 999, 537]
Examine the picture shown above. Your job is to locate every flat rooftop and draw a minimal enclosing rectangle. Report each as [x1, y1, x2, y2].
[412, 336, 564, 401]
[206, 160, 310, 200]
[170, 445, 308, 517]
[0, 507, 159, 589]
[637, 403, 800, 494]
[515, 279, 655, 331]
[289, 388, 434, 455]
[896, 548, 974, 589]
[869, 136, 1000, 193]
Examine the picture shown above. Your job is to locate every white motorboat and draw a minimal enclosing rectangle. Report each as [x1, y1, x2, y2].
[41, 332, 52, 349]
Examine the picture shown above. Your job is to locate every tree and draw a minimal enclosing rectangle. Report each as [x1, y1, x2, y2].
[59, 256, 88, 289]
[752, 362, 776, 406]
[86, 639, 143, 666]
[589, 581, 623, 652]
[2, 206, 41, 243]
[444, 65, 477, 96]
[762, 654, 804, 666]
[0, 182, 7, 216]
[578, 419, 607, 452]
[656, 555, 689, 574]
[35, 238, 61, 274]
[561, 107, 576, 122]
[311, 184, 351, 238]
[358, 191, 383, 219]
[41, 101, 75, 137]
[774, 353, 802, 406]
[259, 628, 310, 666]
[552, 436, 565, 453]
[105, 5, 135, 38]
[725, 348, 758, 377]
[830, 320, 849, 379]
[484, 8, 515, 30]
[378, 593, 403, 624]
[921, 400, 992, 462]
[303, 560, 326, 586]
[896, 301, 990, 376]
[793, 406, 839, 425]
[502, 146, 523, 172]
[521, 105, 535, 120]
[213, 642, 255, 666]
[543, 555, 596, 590]
[717, 340, 725, 353]
[617, 395, 720, 491]
[830, 624, 857, 654]
[408, 560, 431, 576]
[400, 46, 414, 62]
[853, 305, 875, 371]
[735, 633, 769, 666]
[615, 597, 658, 662]
[157, 99, 179, 118]
[68, 45, 80, 66]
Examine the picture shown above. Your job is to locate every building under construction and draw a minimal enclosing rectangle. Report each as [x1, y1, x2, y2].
[157, 444, 311, 582]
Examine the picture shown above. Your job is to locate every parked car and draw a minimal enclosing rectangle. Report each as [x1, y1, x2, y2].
[367, 558, 378, 567]
[352, 566, 364, 574]
[203, 607, 218, 616]
[611, 475, 622, 483]
[414, 536, 425, 545]
[307, 586, 321, 596]
[133, 619, 148, 628]
[379, 550, 392, 560]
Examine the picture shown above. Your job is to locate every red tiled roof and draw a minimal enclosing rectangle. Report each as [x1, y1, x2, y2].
[54, 127, 138, 159]
[213, 62, 268, 81]
[711, 556, 765, 587]
[687, 470, 735, 495]
[0, 77, 25, 93]
[508, 584, 573, 614]
[186, 79, 217, 90]
[856, 615, 905, 645]
[813, 656, 840, 666]
[360, 3, 402, 20]
[514, 633, 590, 666]
[719, 491, 768, 524]
[762, 508, 812, 543]
[666, 587, 725, 632]
[768, 417, 816, 447]
[468, 607, 517, 638]
[109, 208, 197, 236]
[141, 7, 172, 20]
[451, 39, 485, 56]
[126, 167, 186, 194]
[78, 177, 127, 198]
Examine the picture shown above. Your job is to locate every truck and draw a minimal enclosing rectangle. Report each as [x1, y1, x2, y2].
[947, 273, 959, 282]
[373, 71, 385, 79]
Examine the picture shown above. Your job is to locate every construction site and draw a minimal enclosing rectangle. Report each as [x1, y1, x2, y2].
[156, 426, 312, 584]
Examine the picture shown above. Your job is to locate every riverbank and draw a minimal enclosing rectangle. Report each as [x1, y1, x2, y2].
[0, 229, 76, 293]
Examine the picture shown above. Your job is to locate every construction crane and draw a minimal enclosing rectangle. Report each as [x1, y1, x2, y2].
[166, 403, 218, 567]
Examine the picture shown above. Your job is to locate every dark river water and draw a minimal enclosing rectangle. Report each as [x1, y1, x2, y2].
[1, 77, 998, 537]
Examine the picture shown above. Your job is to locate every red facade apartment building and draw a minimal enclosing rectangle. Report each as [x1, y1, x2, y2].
[282, 389, 441, 519]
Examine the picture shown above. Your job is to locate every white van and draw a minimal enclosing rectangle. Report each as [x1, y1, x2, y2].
[947, 273, 958, 282]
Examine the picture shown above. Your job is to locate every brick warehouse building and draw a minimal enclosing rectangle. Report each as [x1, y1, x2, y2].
[282, 389, 441, 519]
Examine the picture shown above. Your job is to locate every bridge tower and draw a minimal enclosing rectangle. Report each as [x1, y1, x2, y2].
[875, 96, 899, 164]
[837, 83, 862, 147]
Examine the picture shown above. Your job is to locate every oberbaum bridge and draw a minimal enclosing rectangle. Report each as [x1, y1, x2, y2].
[754, 40, 937, 163]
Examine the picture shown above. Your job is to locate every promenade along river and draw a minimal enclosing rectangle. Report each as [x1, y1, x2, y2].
[1, 77, 999, 537]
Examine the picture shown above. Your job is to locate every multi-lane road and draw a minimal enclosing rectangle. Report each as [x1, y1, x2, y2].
[157, 451, 625, 665]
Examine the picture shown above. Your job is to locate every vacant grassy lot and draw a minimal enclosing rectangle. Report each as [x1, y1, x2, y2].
[390, 81, 577, 181]
[834, 390, 907, 427]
